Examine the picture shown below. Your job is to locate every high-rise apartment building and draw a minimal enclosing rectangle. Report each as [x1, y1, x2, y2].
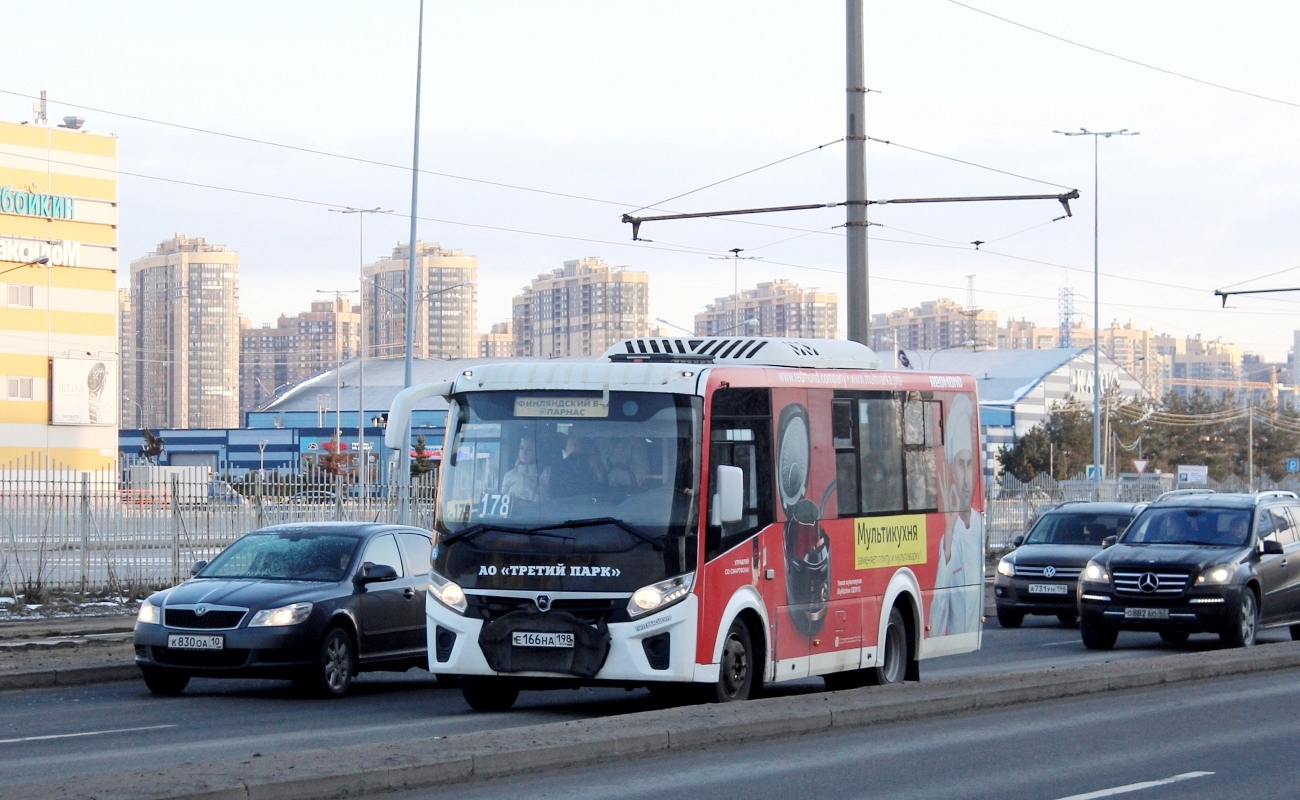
[0, 119, 119, 470]
[478, 321, 513, 359]
[239, 297, 360, 414]
[694, 279, 837, 338]
[871, 299, 998, 352]
[511, 257, 649, 358]
[364, 241, 476, 361]
[127, 235, 240, 429]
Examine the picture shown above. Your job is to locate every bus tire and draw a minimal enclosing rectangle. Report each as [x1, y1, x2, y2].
[867, 607, 910, 686]
[461, 677, 519, 711]
[708, 619, 755, 703]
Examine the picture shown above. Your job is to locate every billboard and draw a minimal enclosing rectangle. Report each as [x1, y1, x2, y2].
[50, 358, 117, 426]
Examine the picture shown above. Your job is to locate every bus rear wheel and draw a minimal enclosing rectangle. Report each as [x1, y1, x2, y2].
[868, 607, 910, 686]
[708, 620, 755, 702]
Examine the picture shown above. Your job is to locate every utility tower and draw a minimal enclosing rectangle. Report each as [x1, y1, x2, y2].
[1059, 286, 1075, 348]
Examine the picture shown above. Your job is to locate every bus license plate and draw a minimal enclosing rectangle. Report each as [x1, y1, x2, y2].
[1027, 583, 1068, 595]
[1123, 607, 1170, 620]
[167, 634, 224, 650]
[512, 632, 575, 648]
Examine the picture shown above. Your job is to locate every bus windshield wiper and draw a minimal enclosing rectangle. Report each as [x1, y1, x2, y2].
[441, 523, 578, 545]
[537, 517, 665, 550]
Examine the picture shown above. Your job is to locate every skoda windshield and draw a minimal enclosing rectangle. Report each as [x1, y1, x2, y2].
[435, 390, 701, 585]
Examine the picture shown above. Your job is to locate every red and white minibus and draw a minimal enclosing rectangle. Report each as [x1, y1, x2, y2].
[386, 337, 983, 711]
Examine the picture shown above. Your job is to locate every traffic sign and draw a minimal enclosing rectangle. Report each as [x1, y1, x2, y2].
[1133, 459, 1148, 474]
[1288, 458, 1299, 474]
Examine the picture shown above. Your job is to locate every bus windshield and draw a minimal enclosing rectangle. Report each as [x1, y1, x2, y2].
[435, 391, 700, 577]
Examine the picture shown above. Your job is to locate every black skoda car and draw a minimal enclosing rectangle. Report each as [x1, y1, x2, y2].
[1077, 491, 1300, 650]
[994, 501, 1143, 627]
[134, 522, 432, 697]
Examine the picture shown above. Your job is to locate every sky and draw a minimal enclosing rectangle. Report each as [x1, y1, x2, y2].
[6, 1, 1300, 361]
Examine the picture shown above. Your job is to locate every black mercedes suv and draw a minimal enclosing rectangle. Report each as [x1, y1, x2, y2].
[994, 501, 1144, 628]
[1076, 490, 1300, 650]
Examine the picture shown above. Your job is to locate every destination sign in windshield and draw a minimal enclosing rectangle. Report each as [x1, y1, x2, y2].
[513, 397, 608, 418]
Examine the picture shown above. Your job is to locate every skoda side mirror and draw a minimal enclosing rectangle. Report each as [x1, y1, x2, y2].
[357, 561, 399, 584]
[1012, 535, 1024, 548]
[190, 560, 207, 576]
[1263, 539, 1284, 555]
[1101, 535, 1117, 549]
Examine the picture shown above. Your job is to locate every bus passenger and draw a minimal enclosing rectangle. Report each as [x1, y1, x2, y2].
[500, 438, 540, 502]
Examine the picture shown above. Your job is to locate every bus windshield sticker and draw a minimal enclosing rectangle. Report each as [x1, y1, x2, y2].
[513, 397, 609, 418]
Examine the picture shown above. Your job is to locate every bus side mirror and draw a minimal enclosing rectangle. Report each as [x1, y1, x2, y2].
[715, 465, 744, 525]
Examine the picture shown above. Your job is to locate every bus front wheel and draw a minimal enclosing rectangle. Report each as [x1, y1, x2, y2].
[708, 620, 755, 703]
[461, 677, 519, 712]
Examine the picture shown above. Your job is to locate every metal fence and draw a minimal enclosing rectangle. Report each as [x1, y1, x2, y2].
[0, 458, 436, 598]
[984, 472, 1300, 552]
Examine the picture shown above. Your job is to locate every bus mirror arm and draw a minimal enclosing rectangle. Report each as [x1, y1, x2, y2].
[716, 465, 744, 525]
[384, 381, 455, 451]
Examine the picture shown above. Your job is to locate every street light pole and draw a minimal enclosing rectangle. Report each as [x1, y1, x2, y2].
[400, 0, 427, 525]
[331, 206, 390, 502]
[1053, 127, 1138, 489]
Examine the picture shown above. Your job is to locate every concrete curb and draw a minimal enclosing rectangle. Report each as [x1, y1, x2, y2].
[14, 639, 1300, 800]
[0, 663, 138, 692]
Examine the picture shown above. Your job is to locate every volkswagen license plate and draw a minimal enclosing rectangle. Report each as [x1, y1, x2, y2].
[512, 632, 575, 648]
[1123, 607, 1170, 620]
[1027, 583, 1069, 595]
[167, 634, 223, 650]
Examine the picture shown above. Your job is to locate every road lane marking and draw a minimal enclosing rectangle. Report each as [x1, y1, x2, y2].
[1055, 771, 1215, 799]
[0, 724, 177, 744]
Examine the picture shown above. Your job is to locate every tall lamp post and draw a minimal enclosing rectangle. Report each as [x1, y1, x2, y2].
[330, 206, 390, 501]
[1053, 127, 1138, 489]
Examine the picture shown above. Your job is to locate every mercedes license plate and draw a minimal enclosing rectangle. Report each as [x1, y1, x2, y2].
[167, 634, 224, 650]
[1027, 583, 1069, 595]
[1123, 607, 1170, 620]
[512, 631, 575, 648]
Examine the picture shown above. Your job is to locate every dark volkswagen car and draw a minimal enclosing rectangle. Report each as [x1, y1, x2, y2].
[994, 501, 1143, 627]
[1077, 491, 1300, 650]
[134, 522, 432, 697]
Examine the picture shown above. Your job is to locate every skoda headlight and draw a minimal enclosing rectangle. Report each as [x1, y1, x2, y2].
[429, 571, 467, 614]
[249, 602, 313, 627]
[136, 599, 161, 625]
[997, 558, 1016, 577]
[1083, 562, 1109, 582]
[628, 572, 694, 619]
[1197, 565, 1233, 584]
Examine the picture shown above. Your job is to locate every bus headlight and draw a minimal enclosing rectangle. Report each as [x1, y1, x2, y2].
[429, 571, 467, 613]
[628, 572, 694, 618]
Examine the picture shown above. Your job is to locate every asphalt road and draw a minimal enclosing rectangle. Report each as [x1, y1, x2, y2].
[1, 618, 1293, 790]
[391, 668, 1300, 800]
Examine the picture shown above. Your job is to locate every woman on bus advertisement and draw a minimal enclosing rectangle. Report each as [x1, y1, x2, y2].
[929, 393, 984, 637]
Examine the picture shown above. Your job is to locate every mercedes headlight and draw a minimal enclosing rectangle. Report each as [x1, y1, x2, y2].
[136, 599, 160, 625]
[429, 571, 467, 613]
[1197, 565, 1233, 584]
[997, 558, 1016, 577]
[628, 572, 694, 619]
[1083, 562, 1109, 582]
[249, 602, 313, 627]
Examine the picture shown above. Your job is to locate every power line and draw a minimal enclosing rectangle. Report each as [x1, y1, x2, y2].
[866, 136, 1074, 190]
[946, 0, 1300, 110]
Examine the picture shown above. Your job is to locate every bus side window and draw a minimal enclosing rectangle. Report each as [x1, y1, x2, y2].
[903, 397, 940, 511]
[706, 388, 774, 561]
[833, 398, 859, 516]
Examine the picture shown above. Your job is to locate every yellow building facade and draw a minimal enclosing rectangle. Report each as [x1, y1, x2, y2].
[0, 120, 119, 470]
